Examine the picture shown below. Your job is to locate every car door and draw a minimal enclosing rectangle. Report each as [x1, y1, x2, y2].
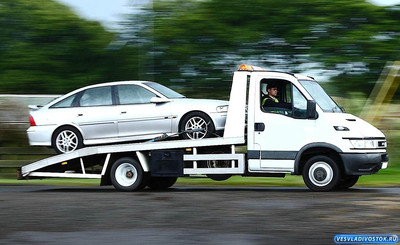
[250, 77, 317, 172]
[116, 84, 172, 138]
[74, 86, 119, 140]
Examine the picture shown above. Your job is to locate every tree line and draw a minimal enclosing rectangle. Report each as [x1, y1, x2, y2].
[0, 0, 399, 100]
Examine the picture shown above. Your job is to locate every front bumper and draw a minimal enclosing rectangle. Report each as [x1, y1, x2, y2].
[210, 112, 227, 131]
[340, 153, 389, 175]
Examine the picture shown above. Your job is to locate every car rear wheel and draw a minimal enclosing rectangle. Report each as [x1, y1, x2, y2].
[180, 112, 215, 140]
[52, 127, 83, 154]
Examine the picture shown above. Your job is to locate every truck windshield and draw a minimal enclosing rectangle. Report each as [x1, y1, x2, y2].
[299, 80, 343, 113]
[145, 82, 185, 99]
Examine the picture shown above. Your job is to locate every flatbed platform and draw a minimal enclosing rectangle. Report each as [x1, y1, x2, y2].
[20, 136, 246, 180]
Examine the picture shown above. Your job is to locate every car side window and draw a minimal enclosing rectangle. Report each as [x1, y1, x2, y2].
[51, 94, 77, 108]
[79, 86, 112, 107]
[117, 85, 157, 104]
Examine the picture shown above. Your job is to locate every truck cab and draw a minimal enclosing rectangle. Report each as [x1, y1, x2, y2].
[226, 64, 388, 191]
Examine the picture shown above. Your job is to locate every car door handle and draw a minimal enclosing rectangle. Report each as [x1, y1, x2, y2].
[120, 111, 127, 114]
[77, 113, 83, 117]
[254, 123, 265, 132]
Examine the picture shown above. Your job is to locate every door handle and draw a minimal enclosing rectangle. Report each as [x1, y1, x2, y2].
[254, 123, 265, 132]
[77, 113, 83, 117]
[120, 111, 127, 114]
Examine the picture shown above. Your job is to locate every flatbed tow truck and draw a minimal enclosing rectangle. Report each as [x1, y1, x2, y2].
[19, 64, 389, 191]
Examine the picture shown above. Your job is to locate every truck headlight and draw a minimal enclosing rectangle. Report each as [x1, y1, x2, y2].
[350, 139, 375, 149]
[216, 105, 228, 113]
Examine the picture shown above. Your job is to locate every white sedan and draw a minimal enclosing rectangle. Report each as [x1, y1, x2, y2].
[27, 81, 228, 153]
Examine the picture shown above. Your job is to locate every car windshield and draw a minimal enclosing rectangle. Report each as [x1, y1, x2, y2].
[144, 82, 185, 99]
[299, 79, 343, 113]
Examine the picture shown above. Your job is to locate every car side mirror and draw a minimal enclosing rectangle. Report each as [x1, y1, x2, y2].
[307, 100, 318, 119]
[150, 97, 170, 104]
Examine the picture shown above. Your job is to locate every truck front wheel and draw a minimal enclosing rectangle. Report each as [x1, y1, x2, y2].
[110, 157, 147, 191]
[302, 155, 341, 192]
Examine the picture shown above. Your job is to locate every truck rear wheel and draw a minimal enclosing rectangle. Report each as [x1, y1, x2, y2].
[110, 157, 147, 191]
[147, 177, 177, 190]
[302, 155, 341, 192]
[206, 158, 232, 181]
[336, 176, 359, 190]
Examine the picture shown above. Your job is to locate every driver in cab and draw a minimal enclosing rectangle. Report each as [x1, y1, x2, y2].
[262, 83, 291, 112]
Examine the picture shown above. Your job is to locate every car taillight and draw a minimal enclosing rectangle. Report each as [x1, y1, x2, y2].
[29, 115, 36, 126]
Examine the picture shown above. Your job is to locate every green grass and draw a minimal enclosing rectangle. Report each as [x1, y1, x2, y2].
[176, 171, 400, 188]
[356, 169, 400, 187]
[1, 130, 398, 188]
[1, 169, 398, 188]
[0, 177, 100, 187]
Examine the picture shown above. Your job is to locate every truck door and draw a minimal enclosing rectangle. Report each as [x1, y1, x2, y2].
[248, 76, 316, 173]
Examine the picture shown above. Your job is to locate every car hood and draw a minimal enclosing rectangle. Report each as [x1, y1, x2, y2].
[170, 98, 229, 112]
[176, 98, 228, 104]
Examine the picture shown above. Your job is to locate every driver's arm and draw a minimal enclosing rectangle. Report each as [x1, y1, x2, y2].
[263, 99, 292, 109]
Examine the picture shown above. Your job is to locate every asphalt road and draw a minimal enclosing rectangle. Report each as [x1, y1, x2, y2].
[0, 185, 399, 245]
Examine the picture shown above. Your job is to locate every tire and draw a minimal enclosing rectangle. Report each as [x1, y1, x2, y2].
[180, 112, 215, 140]
[206, 153, 232, 181]
[52, 126, 83, 154]
[336, 176, 359, 190]
[302, 155, 341, 192]
[110, 157, 146, 192]
[147, 177, 177, 190]
[207, 174, 232, 181]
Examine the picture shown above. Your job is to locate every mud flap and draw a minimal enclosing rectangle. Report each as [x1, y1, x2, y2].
[150, 150, 184, 177]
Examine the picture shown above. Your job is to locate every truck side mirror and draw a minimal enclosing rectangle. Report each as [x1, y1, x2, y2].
[307, 100, 318, 119]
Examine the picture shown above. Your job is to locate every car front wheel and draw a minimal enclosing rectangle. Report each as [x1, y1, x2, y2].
[180, 112, 215, 140]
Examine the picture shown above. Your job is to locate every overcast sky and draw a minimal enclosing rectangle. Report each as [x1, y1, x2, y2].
[54, 0, 145, 30]
[55, 0, 400, 30]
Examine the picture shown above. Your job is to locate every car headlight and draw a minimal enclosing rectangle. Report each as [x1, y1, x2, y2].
[216, 105, 228, 113]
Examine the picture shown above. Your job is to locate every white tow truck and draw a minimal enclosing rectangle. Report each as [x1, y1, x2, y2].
[19, 64, 389, 191]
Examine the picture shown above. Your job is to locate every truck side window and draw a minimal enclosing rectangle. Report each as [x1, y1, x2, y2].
[292, 86, 308, 119]
[260, 79, 292, 115]
[285, 85, 292, 104]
